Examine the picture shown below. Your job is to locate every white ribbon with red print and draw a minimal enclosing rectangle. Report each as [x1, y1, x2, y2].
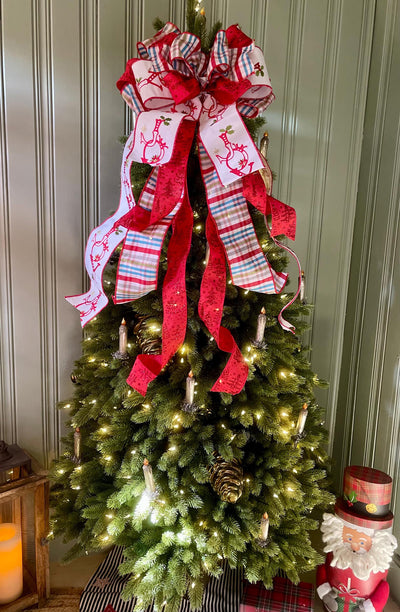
[65, 131, 136, 325]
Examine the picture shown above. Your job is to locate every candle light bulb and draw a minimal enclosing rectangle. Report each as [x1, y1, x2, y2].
[185, 370, 195, 405]
[205, 243, 210, 266]
[260, 132, 269, 159]
[296, 403, 308, 435]
[260, 512, 269, 541]
[299, 271, 306, 304]
[119, 319, 128, 353]
[73, 427, 81, 464]
[255, 307, 267, 343]
[143, 458, 156, 493]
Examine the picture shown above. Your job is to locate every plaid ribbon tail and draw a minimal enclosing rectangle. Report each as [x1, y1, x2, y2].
[114, 168, 181, 303]
[199, 142, 287, 295]
[126, 192, 193, 395]
[65, 132, 136, 326]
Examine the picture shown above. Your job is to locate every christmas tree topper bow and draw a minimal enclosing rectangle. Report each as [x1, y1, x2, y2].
[66, 23, 301, 396]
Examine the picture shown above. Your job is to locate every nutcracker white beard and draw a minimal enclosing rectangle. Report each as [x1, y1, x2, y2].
[321, 513, 397, 581]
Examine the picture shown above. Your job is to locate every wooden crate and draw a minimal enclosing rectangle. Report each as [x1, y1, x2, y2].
[0, 472, 50, 611]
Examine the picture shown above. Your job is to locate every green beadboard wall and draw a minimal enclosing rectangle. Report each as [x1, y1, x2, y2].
[334, 0, 400, 597]
[3, 1, 400, 589]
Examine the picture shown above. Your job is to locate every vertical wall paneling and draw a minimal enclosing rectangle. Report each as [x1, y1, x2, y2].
[2, 0, 45, 462]
[80, 0, 99, 249]
[334, 2, 400, 598]
[0, 2, 17, 442]
[32, 0, 57, 463]
[275, 0, 305, 205]
[52, 0, 85, 457]
[124, 0, 143, 135]
[98, 0, 126, 220]
[308, 0, 375, 443]
[334, 0, 399, 477]
[387, 355, 400, 516]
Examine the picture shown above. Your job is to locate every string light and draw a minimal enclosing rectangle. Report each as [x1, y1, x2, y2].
[57, 469, 65, 475]
[89, 357, 96, 362]
[64, 404, 71, 409]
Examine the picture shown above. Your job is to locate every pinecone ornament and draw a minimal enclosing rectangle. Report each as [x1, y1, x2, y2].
[134, 315, 162, 354]
[208, 453, 244, 503]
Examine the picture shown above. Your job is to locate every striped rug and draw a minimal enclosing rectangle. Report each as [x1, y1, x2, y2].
[80, 546, 243, 612]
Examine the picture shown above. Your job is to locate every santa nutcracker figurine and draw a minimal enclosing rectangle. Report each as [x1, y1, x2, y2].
[316, 465, 397, 612]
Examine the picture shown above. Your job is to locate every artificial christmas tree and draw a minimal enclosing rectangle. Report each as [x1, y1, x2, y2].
[51, 3, 334, 611]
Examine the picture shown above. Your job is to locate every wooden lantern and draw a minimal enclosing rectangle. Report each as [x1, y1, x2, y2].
[0, 441, 50, 611]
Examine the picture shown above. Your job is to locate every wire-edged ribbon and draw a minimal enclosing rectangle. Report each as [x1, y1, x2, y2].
[66, 22, 300, 396]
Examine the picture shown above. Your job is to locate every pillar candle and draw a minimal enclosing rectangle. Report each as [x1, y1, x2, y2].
[119, 319, 128, 354]
[0, 523, 23, 604]
[185, 371, 195, 405]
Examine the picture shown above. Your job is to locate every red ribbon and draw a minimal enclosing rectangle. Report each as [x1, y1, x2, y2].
[199, 215, 249, 394]
[127, 191, 193, 395]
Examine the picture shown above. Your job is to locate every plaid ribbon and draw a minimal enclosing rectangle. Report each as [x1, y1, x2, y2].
[240, 577, 314, 611]
[344, 465, 392, 508]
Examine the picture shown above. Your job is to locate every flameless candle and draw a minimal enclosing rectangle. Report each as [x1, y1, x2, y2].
[255, 308, 267, 343]
[299, 271, 306, 304]
[205, 243, 210, 266]
[0, 523, 23, 604]
[185, 371, 195, 405]
[119, 319, 128, 354]
[260, 512, 269, 541]
[143, 459, 156, 493]
[296, 404, 308, 435]
[73, 427, 81, 463]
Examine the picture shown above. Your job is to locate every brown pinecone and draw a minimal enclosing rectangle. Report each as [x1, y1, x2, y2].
[208, 453, 244, 503]
[134, 315, 162, 354]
